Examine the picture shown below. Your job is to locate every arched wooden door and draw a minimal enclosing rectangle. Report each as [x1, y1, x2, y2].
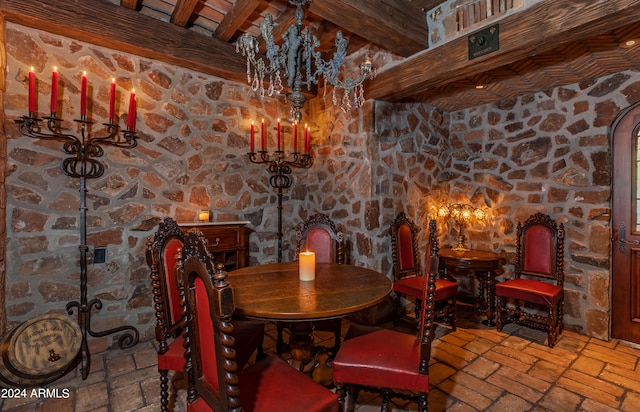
[611, 101, 640, 343]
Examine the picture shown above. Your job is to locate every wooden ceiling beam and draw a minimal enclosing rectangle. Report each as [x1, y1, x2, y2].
[309, 0, 429, 57]
[214, 0, 261, 41]
[0, 0, 248, 83]
[368, 0, 640, 102]
[170, 0, 200, 27]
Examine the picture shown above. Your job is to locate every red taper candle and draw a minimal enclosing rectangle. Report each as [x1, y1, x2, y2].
[50, 67, 58, 114]
[277, 118, 281, 151]
[261, 118, 265, 151]
[28, 68, 36, 114]
[109, 78, 116, 120]
[250, 121, 255, 152]
[293, 122, 298, 152]
[80, 72, 87, 116]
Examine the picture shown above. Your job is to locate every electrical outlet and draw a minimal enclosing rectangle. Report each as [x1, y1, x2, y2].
[94, 247, 107, 264]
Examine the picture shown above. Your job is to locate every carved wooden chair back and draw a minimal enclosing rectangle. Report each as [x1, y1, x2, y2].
[180, 230, 236, 411]
[391, 211, 421, 280]
[145, 217, 187, 412]
[146, 217, 185, 349]
[296, 213, 345, 264]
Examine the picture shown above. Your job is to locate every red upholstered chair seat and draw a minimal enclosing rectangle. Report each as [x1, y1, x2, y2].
[157, 335, 185, 372]
[495, 279, 563, 307]
[189, 357, 338, 412]
[333, 326, 428, 392]
[393, 277, 458, 302]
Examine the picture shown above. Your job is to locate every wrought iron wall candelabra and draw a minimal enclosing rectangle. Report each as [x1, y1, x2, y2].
[15, 111, 140, 380]
[247, 149, 313, 262]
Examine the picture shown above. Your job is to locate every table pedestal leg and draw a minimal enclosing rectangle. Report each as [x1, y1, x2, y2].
[288, 321, 315, 371]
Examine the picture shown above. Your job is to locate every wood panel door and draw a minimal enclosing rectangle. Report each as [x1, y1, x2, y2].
[611, 101, 640, 344]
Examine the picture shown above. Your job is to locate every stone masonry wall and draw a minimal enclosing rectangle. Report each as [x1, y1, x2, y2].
[382, 72, 640, 340]
[1, 24, 298, 347]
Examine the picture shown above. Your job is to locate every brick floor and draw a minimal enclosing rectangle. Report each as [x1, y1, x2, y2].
[2, 314, 640, 411]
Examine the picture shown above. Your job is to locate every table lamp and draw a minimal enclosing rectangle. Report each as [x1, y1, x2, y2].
[438, 203, 486, 251]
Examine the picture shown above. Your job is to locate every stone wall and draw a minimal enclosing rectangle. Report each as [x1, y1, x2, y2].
[382, 73, 640, 340]
[1, 23, 296, 346]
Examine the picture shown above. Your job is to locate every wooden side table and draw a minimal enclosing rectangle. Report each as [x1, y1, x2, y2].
[179, 221, 250, 270]
[439, 248, 505, 324]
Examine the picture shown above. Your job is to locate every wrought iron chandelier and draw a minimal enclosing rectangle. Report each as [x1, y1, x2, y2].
[235, 0, 376, 123]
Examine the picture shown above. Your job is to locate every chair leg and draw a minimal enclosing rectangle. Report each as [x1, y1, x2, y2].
[336, 383, 347, 411]
[418, 391, 428, 412]
[393, 292, 402, 327]
[451, 297, 457, 331]
[495, 296, 504, 332]
[381, 390, 391, 412]
[159, 368, 169, 412]
[276, 322, 285, 354]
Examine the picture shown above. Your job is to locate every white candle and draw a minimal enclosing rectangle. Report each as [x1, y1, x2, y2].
[198, 210, 210, 222]
[299, 251, 316, 281]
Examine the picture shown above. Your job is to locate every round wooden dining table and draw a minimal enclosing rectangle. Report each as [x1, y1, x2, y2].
[229, 261, 392, 367]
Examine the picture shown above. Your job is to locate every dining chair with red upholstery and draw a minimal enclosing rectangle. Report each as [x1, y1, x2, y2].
[391, 213, 458, 330]
[495, 212, 565, 347]
[277, 212, 345, 354]
[332, 232, 440, 412]
[146, 218, 264, 412]
[179, 231, 338, 412]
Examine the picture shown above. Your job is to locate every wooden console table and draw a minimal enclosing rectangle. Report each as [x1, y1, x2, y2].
[179, 221, 250, 270]
[439, 248, 504, 324]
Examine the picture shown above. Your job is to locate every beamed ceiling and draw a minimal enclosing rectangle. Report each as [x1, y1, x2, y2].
[1, 0, 640, 112]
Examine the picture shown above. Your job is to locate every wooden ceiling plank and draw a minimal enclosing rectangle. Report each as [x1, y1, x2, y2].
[309, 0, 428, 57]
[1, 0, 248, 82]
[367, 0, 640, 102]
[215, 0, 261, 41]
[171, 0, 200, 27]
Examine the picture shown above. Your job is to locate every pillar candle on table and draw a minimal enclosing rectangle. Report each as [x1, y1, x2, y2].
[28, 68, 36, 114]
[299, 251, 316, 281]
[50, 67, 58, 114]
[109, 78, 116, 121]
[80, 72, 87, 116]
